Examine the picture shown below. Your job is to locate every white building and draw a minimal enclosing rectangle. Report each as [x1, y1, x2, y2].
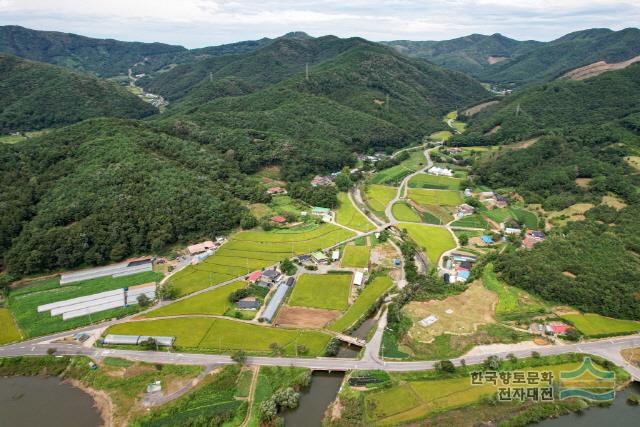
[353, 271, 364, 286]
[428, 166, 454, 177]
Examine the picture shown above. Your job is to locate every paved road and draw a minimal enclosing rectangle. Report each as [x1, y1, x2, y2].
[2, 335, 640, 378]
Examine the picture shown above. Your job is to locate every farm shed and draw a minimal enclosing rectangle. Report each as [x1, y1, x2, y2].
[187, 241, 216, 255]
[138, 336, 175, 347]
[60, 259, 153, 284]
[353, 271, 364, 286]
[103, 334, 140, 345]
[262, 269, 281, 282]
[260, 283, 289, 323]
[311, 207, 331, 216]
[311, 251, 329, 264]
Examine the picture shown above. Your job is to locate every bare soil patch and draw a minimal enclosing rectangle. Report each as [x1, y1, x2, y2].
[371, 241, 399, 268]
[575, 178, 592, 188]
[561, 55, 640, 81]
[602, 195, 627, 210]
[463, 100, 499, 116]
[625, 156, 640, 171]
[275, 306, 341, 328]
[403, 282, 497, 343]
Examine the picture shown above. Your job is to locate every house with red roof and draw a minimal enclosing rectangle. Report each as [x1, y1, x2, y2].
[271, 215, 287, 224]
[267, 186, 286, 195]
[247, 271, 262, 283]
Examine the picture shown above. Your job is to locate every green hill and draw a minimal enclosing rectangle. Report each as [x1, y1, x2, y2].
[481, 28, 640, 86]
[386, 28, 640, 87]
[0, 118, 263, 275]
[0, 54, 157, 133]
[383, 33, 541, 77]
[151, 37, 489, 180]
[455, 63, 640, 145]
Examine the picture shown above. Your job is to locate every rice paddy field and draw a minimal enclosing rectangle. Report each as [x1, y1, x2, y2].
[106, 317, 331, 356]
[369, 149, 426, 185]
[340, 245, 371, 268]
[0, 308, 22, 344]
[335, 192, 375, 232]
[365, 184, 397, 214]
[8, 272, 163, 338]
[362, 362, 588, 426]
[408, 174, 461, 190]
[392, 202, 421, 222]
[144, 281, 248, 317]
[429, 131, 452, 141]
[399, 224, 456, 265]
[170, 224, 355, 296]
[328, 276, 394, 332]
[450, 214, 488, 229]
[561, 313, 640, 337]
[484, 207, 538, 229]
[288, 273, 352, 311]
[408, 188, 462, 207]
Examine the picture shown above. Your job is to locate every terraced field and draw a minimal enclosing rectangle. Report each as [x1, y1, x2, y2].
[408, 188, 462, 207]
[341, 245, 371, 268]
[408, 174, 461, 190]
[106, 317, 331, 356]
[171, 224, 355, 296]
[288, 274, 352, 311]
[145, 281, 248, 317]
[450, 214, 488, 228]
[399, 224, 456, 265]
[369, 149, 426, 185]
[392, 202, 421, 222]
[335, 192, 375, 232]
[365, 185, 397, 215]
[328, 276, 394, 332]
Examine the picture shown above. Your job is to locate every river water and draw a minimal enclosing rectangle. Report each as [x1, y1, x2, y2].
[0, 376, 103, 427]
[283, 372, 344, 427]
[536, 381, 640, 426]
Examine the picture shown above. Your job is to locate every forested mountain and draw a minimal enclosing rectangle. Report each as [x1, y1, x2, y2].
[0, 54, 157, 133]
[455, 63, 640, 145]
[383, 34, 541, 77]
[138, 35, 364, 102]
[0, 25, 187, 76]
[482, 28, 640, 86]
[0, 119, 267, 274]
[386, 28, 640, 87]
[496, 205, 640, 321]
[149, 37, 489, 181]
[0, 25, 304, 77]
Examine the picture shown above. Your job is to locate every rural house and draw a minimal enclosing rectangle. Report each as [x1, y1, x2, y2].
[310, 175, 333, 186]
[187, 241, 215, 256]
[428, 166, 454, 177]
[267, 186, 286, 195]
[237, 297, 261, 310]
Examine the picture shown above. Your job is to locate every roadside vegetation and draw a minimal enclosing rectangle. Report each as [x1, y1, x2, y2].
[335, 192, 375, 232]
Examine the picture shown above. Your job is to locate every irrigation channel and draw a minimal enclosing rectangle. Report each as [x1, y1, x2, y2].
[0, 376, 103, 427]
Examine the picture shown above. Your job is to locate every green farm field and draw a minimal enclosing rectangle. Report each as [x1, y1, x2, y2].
[365, 185, 397, 214]
[429, 131, 452, 141]
[561, 313, 640, 337]
[328, 276, 394, 332]
[482, 264, 546, 320]
[170, 224, 354, 296]
[288, 274, 352, 311]
[341, 245, 371, 268]
[450, 214, 488, 228]
[399, 224, 456, 264]
[369, 149, 426, 185]
[335, 192, 375, 232]
[106, 317, 331, 356]
[392, 202, 421, 222]
[362, 358, 619, 426]
[408, 188, 462, 207]
[408, 174, 460, 190]
[0, 308, 22, 344]
[145, 281, 247, 317]
[484, 207, 538, 229]
[8, 272, 162, 338]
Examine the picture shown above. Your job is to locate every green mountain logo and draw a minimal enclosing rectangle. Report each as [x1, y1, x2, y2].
[559, 357, 615, 401]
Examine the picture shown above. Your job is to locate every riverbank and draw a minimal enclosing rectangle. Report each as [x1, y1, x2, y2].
[67, 378, 113, 427]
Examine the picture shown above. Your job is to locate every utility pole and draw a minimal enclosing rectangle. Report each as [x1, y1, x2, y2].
[516, 103, 521, 117]
[386, 93, 390, 112]
[305, 63, 309, 81]
[209, 72, 213, 82]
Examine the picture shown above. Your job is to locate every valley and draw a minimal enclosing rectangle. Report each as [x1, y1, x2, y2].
[1, 21, 640, 427]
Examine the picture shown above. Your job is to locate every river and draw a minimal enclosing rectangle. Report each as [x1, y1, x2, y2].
[536, 381, 640, 426]
[0, 376, 103, 427]
[283, 372, 344, 427]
